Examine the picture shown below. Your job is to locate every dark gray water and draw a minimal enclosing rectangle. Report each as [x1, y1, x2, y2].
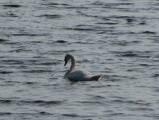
[0, 0, 159, 119]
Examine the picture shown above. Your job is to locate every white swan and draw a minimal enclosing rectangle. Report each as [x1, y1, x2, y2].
[64, 54, 101, 81]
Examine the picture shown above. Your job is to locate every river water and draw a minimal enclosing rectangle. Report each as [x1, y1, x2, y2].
[0, 0, 159, 120]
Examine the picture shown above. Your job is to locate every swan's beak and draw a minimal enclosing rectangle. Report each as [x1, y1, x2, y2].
[64, 61, 67, 66]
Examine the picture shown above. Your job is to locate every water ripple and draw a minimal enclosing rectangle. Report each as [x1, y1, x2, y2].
[2, 4, 22, 8]
[0, 0, 159, 120]
[0, 99, 64, 106]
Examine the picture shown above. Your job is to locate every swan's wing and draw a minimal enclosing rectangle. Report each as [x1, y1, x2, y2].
[74, 69, 91, 76]
[66, 70, 91, 81]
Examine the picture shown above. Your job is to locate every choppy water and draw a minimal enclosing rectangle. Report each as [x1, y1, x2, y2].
[0, 0, 159, 119]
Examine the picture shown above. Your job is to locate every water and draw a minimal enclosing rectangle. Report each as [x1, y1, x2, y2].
[0, 0, 159, 119]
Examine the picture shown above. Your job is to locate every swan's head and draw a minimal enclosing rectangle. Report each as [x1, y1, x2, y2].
[64, 54, 72, 66]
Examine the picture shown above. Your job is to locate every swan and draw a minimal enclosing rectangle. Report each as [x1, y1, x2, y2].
[64, 54, 101, 81]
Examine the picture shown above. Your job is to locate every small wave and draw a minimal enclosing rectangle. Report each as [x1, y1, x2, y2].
[0, 112, 12, 115]
[103, 75, 135, 81]
[38, 14, 62, 19]
[130, 107, 154, 112]
[141, 31, 156, 34]
[1, 59, 24, 65]
[23, 82, 38, 85]
[0, 38, 9, 43]
[1, 12, 18, 17]
[55, 40, 67, 43]
[92, 1, 134, 6]
[65, 6, 89, 9]
[62, 113, 79, 117]
[107, 112, 125, 117]
[111, 40, 141, 46]
[112, 99, 151, 106]
[39, 111, 52, 115]
[96, 22, 118, 25]
[20, 100, 63, 106]
[0, 111, 52, 116]
[0, 99, 63, 106]
[64, 24, 107, 32]
[152, 74, 159, 78]
[139, 64, 151, 67]
[0, 71, 13, 74]
[78, 101, 102, 105]
[112, 51, 151, 58]
[0, 100, 12, 104]
[22, 69, 52, 73]
[118, 52, 138, 57]
[41, 2, 69, 7]
[2, 4, 22, 8]
[92, 95, 106, 99]
[11, 33, 49, 37]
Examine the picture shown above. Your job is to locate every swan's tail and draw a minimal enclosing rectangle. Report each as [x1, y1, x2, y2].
[90, 75, 101, 81]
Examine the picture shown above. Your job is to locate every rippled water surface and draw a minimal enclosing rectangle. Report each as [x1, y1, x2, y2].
[0, 0, 159, 119]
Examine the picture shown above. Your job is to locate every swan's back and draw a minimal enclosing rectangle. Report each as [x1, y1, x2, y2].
[65, 69, 91, 81]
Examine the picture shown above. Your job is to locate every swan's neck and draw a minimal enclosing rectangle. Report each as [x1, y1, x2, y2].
[65, 54, 76, 77]
[69, 56, 75, 73]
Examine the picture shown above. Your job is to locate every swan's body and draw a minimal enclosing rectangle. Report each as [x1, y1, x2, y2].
[64, 54, 101, 81]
